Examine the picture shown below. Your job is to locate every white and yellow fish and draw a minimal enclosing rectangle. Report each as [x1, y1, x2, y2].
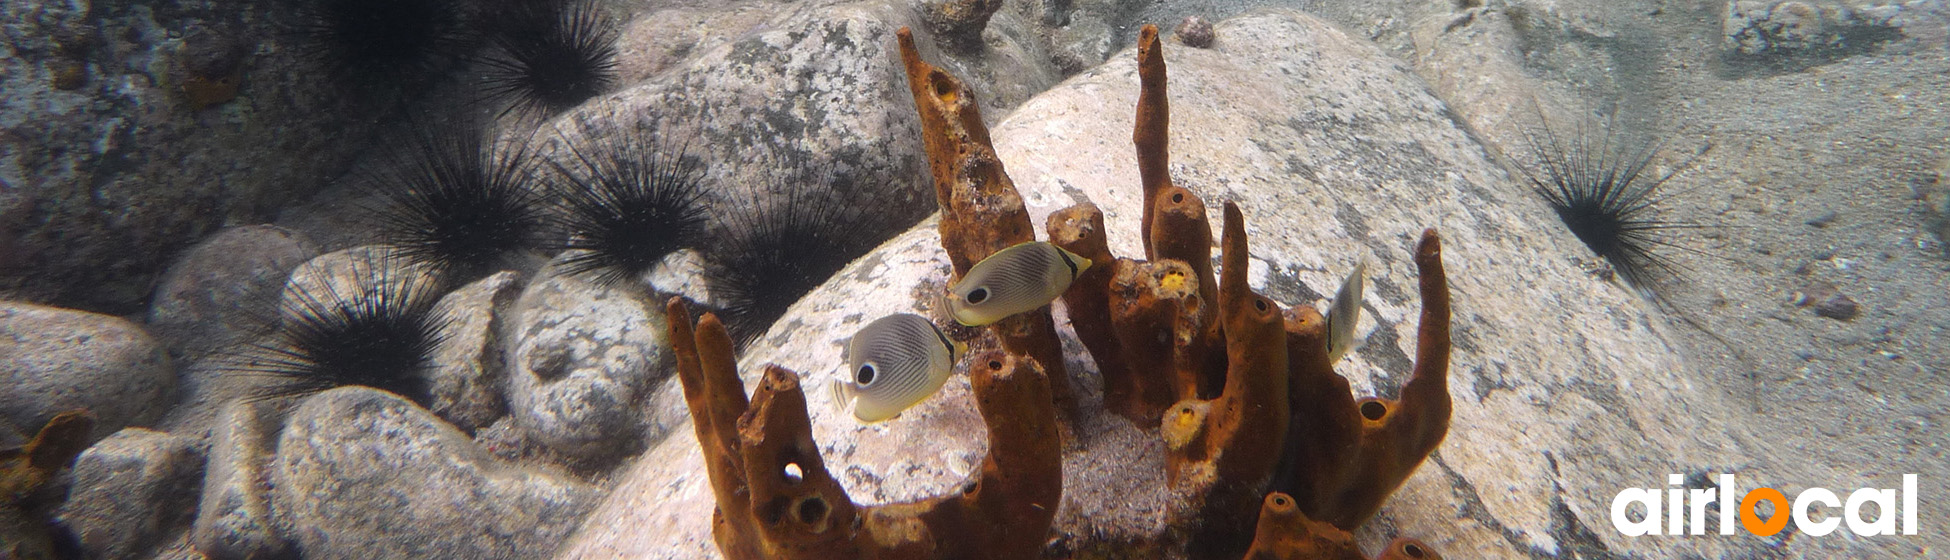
[830, 313, 966, 423]
[1324, 258, 1367, 364]
[947, 241, 1092, 326]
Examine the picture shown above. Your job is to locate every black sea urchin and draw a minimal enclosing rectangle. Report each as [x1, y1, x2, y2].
[221, 254, 448, 403]
[1521, 121, 1709, 291]
[703, 168, 884, 342]
[479, 0, 620, 118]
[294, 0, 474, 92]
[369, 122, 549, 282]
[546, 129, 709, 287]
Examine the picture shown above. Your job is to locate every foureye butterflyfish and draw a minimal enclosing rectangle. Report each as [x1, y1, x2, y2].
[947, 241, 1092, 326]
[1324, 257, 1367, 364]
[830, 313, 965, 423]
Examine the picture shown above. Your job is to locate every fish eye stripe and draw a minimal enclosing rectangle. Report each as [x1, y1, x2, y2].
[933, 326, 956, 358]
[1054, 246, 1079, 277]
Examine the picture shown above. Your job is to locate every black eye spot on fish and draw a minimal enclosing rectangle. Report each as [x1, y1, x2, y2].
[966, 287, 990, 304]
[856, 364, 877, 385]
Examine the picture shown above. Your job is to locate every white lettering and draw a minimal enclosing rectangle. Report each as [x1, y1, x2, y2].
[1612, 487, 1662, 537]
[1845, 487, 1896, 536]
[1794, 488, 1842, 536]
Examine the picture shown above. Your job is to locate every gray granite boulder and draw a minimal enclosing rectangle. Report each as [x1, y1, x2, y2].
[191, 400, 288, 560]
[535, 0, 1061, 256]
[146, 224, 321, 362]
[272, 387, 599, 560]
[158, 245, 434, 436]
[0, 0, 392, 312]
[55, 428, 205, 560]
[504, 260, 671, 463]
[555, 10, 1780, 559]
[426, 271, 522, 433]
[0, 302, 175, 437]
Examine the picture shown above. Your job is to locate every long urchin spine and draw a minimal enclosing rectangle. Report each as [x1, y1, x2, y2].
[545, 126, 710, 287]
[220, 254, 449, 403]
[1522, 121, 1708, 291]
[703, 165, 885, 342]
[292, 0, 476, 94]
[369, 121, 550, 283]
[478, 0, 620, 118]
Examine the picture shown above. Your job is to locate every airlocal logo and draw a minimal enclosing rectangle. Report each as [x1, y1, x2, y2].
[1611, 474, 1919, 537]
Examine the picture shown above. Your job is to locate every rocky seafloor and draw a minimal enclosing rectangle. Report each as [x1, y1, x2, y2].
[2, 0, 1946, 558]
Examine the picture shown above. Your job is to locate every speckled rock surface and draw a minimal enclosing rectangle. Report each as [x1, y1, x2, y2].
[158, 245, 428, 437]
[990, 11, 1777, 558]
[535, 0, 1060, 250]
[1722, 0, 1899, 57]
[426, 271, 521, 433]
[0, 0, 390, 313]
[0, 301, 174, 437]
[505, 260, 671, 463]
[146, 224, 321, 362]
[554, 10, 1792, 559]
[191, 400, 288, 560]
[272, 387, 599, 560]
[55, 428, 204, 560]
[1408, 0, 1950, 556]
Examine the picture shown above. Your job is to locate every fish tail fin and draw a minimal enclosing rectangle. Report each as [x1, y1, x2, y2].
[828, 379, 854, 414]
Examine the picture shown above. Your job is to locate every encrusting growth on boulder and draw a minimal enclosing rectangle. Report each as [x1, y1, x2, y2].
[665, 298, 1060, 559]
[675, 23, 1451, 560]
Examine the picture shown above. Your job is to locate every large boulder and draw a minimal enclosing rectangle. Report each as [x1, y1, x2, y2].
[0, 0, 392, 313]
[532, 0, 1062, 252]
[191, 400, 288, 560]
[146, 224, 321, 362]
[54, 428, 205, 560]
[426, 271, 522, 433]
[0, 301, 175, 437]
[504, 261, 672, 463]
[272, 387, 599, 560]
[555, 9, 1785, 559]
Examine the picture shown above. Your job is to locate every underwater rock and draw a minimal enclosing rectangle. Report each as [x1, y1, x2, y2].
[147, 224, 321, 362]
[0, 302, 175, 438]
[191, 400, 289, 560]
[271, 387, 599, 560]
[1174, 15, 1215, 48]
[505, 257, 670, 463]
[426, 271, 521, 433]
[561, 8, 1771, 559]
[994, 9, 1768, 559]
[553, 1, 1058, 235]
[1049, 12, 1116, 73]
[1723, 0, 1899, 56]
[55, 428, 205, 560]
[0, 0, 392, 313]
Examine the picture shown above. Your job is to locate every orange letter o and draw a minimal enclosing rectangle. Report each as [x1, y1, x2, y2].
[1741, 488, 1791, 536]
